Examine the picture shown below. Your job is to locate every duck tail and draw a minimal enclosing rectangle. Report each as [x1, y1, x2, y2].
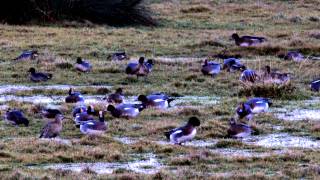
[47, 74, 53, 79]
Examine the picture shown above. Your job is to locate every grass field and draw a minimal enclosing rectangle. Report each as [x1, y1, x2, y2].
[0, 0, 319, 179]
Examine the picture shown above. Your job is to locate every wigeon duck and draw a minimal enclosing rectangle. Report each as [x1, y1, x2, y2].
[232, 33, 266, 47]
[5, 109, 29, 126]
[201, 59, 221, 77]
[28, 67, 52, 82]
[80, 111, 107, 135]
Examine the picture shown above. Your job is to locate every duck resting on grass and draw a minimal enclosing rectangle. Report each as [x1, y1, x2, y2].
[105, 88, 124, 104]
[107, 103, 145, 119]
[201, 59, 221, 77]
[240, 68, 258, 83]
[28, 67, 52, 82]
[5, 109, 29, 127]
[110, 52, 128, 61]
[65, 88, 84, 103]
[262, 65, 290, 84]
[165, 117, 201, 145]
[137, 93, 175, 109]
[125, 57, 154, 79]
[80, 111, 107, 135]
[236, 98, 272, 121]
[75, 57, 92, 72]
[232, 33, 267, 47]
[227, 118, 252, 138]
[14, 50, 38, 61]
[222, 58, 245, 72]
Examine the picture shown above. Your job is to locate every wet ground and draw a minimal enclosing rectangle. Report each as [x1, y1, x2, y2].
[29, 153, 162, 175]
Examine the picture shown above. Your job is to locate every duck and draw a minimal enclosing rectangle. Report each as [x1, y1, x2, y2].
[110, 52, 128, 61]
[41, 108, 62, 119]
[87, 105, 99, 116]
[240, 68, 258, 83]
[80, 111, 107, 135]
[74, 107, 95, 127]
[4, 109, 29, 126]
[65, 88, 84, 103]
[201, 59, 221, 77]
[125, 57, 154, 78]
[75, 57, 92, 72]
[28, 67, 52, 82]
[105, 88, 124, 104]
[232, 33, 266, 47]
[164, 117, 201, 145]
[222, 58, 245, 72]
[263, 65, 290, 84]
[227, 118, 252, 138]
[311, 79, 320, 92]
[282, 51, 304, 62]
[107, 103, 145, 118]
[72, 105, 87, 117]
[236, 102, 253, 121]
[13, 50, 38, 61]
[137, 93, 175, 109]
[245, 97, 272, 114]
[39, 114, 65, 138]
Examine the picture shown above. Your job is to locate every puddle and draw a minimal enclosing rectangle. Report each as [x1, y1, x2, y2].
[0, 85, 112, 95]
[210, 148, 288, 158]
[275, 109, 320, 121]
[30, 153, 162, 175]
[243, 133, 320, 149]
[0, 95, 104, 104]
[113, 137, 138, 145]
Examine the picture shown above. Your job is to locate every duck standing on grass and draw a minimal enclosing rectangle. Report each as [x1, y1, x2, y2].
[164, 117, 201, 145]
[75, 57, 92, 72]
[39, 114, 65, 138]
[13, 50, 38, 61]
[5, 109, 29, 127]
[28, 67, 52, 82]
[80, 111, 107, 135]
[227, 118, 252, 138]
[201, 59, 221, 77]
[231, 33, 266, 47]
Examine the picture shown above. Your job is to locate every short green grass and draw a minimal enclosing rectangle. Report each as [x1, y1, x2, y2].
[0, 0, 319, 179]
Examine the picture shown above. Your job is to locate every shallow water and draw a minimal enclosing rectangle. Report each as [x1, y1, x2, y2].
[275, 109, 320, 121]
[0, 95, 104, 104]
[31, 153, 162, 175]
[210, 148, 289, 158]
[0, 85, 112, 95]
[243, 133, 320, 149]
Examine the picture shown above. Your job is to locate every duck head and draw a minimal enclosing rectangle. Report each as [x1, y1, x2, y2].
[187, 116, 201, 127]
[31, 50, 39, 57]
[137, 95, 148, 103]
[116, 88, 123, 95]
[231, 33, 240, 40]
[87, 105, 95, 114]
[28, 67, 36, 74]
[68, 88, 74, 95]
[138, 57, 145, 64]
[204, 59, 209, 66]
[76, 57, 83, 64]
[264, 65, 271, 74]
[146, 59, 154, 65]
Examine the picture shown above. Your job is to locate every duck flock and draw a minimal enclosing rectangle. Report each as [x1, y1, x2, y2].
[4, 33, 320, 145]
